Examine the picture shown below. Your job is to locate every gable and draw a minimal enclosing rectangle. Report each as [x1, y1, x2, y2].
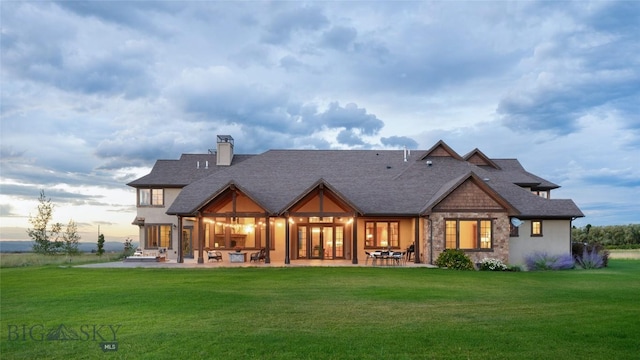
[202, 188, 265, 214]
[464, 149, 500, 169]
[433, 179, 507, 212]
[420, 140, 464, 160]
[288, 187, 354, 215]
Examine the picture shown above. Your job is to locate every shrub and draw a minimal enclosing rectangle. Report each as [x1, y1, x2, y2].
[525, 252, 575, 271]
[479, 258, 508, 271]
[435, 249, 474, 270]
[576, 248, 605, 269]
[508, 264, 523, 272]
[573, 242, 609, 267]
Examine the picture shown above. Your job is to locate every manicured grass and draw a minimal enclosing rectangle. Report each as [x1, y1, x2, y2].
[2, 261, 639, 359]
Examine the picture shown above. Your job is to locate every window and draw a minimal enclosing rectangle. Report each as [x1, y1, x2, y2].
[532, 190, 549, 199]
[138, 189, 164, 206]
[444, 219, 492, 250]
[365, 221, 399, 248]
[145, 224, 172, 249]
[531, 220, 543, 236]
[509, 222, 519, 237]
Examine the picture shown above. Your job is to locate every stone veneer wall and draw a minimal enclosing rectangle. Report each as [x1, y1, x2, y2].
[424, 212, 510, 265]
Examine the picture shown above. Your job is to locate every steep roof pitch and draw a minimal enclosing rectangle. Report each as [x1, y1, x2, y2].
[463, 148, 501, 169]
[419, 140, 464, 161]
[129, 140, 580, 219]
[420, 172, 519, 215]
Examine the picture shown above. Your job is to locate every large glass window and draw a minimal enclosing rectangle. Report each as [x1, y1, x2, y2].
[365, 221, 399, 248]
[444, 219, 492, 250]
[445, 220, 457, 249]
[206, 217, 264, 249]
[138, 189, 163, 206]
[145, 224, 172, 249]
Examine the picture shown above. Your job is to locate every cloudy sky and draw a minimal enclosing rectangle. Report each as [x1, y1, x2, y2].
[1, 1, 638, 243]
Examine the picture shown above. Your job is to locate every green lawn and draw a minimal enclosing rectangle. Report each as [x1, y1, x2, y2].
[1, 261, 639, 359]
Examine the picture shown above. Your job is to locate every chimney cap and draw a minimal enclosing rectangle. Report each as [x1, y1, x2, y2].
[217, 135, 234, 144]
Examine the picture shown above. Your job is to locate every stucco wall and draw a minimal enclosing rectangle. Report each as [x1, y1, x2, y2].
[136, 188, 181, 259]
[508, 219, 571, 266]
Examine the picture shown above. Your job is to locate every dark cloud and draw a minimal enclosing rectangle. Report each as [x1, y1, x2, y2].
[498, 2, 640, 135]
[0, 184, 96, 203]
[582, 173, 640, 188]
[0, 204, 20, 217]
[381, 136, 419, 149]
[585, 1, 640, 36]
[319, 102, 384, 136]
[261, 5, 329, 44]
[321, 26, 357, 51]
[336, 129, 365, 147]
[2, 5, 157, 99]
[54, 1, 181, 33]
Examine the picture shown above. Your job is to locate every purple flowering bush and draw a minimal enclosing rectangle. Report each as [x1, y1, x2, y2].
[575, 248, 605, 269]
[525, 252, 575, 271]
[573, 242, 609, 268]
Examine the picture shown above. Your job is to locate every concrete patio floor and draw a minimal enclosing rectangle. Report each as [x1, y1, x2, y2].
[77, 258, 437, 269]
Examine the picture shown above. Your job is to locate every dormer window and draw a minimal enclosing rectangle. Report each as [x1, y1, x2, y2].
[138, 188, 164, 206]
[532, 190, 549, 199]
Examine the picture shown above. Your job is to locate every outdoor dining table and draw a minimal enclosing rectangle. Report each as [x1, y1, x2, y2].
[367, 250, 405, 266]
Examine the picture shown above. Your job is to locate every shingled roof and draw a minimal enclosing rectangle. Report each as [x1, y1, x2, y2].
[129, 141, 583, 219]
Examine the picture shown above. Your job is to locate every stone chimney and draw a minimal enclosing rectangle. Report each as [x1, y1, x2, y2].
[216, 135, 234, 166]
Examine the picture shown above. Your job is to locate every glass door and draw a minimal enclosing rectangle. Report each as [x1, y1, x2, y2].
[311, 227, 323, 259]
[182, 227, 193, 258]
[298, 226, 307, 258]
[323, 227, 333, 259]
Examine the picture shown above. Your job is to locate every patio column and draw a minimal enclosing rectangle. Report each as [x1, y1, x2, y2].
[285, 215, 290, 264]
[414, 216, 421, 264]
[197, 213, 204, 264]
[177, 216, 183, 263]
[265, 215, 271, 264]
[352, 215, 358, 264]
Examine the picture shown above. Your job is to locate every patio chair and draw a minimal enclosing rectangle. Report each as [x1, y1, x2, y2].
[406, 244, 414, 261]
[365, 251, 377, 265]
[207, 251, 222, 262]
[392, 251, 405, 266]
[250, 248, 266, 262]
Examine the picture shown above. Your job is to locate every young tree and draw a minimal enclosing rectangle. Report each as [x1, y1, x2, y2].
[97, 233, 105, 257]
[123, 238, 134, 257]
[62, 219, 81, 260]
[27, 190, 63, 255]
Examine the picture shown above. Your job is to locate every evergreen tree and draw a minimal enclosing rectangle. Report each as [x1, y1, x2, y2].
[97, 233, 105, 257]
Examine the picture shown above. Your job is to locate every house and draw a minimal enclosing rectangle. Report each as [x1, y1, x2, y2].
[127, 135, 584, 266]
